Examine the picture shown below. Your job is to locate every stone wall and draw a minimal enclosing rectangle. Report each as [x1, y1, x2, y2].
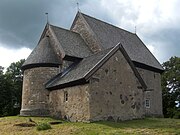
[137, 68, 163, 117]
[71, 14, 102, 53]
[20, 67, 59, 116]
[49, 84, 90, 122]
[88, 50, 145, 121]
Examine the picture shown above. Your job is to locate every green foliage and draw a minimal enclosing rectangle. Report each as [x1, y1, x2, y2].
[173, 108, 180, 119]
[36, 123, 52, 131]
[0, 59, 25, 116]
[0, 66, 13, 116]
[161, 56, 180, 118]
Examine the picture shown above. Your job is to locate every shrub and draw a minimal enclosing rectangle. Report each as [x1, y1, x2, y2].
[173, 109, 180, 119]
[36, 123, 52, 131]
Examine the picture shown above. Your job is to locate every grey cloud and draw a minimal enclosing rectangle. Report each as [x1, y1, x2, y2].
[151, 28, 180, 46]
[0, 0, 84, 49]
[0, 0, 137, 49]
[149, 28, 180, 53]
[142, 28, 180, 62]
[0, 0, 179, 63]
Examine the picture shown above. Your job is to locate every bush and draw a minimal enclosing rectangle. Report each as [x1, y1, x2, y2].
[173, 109, 180, 119]
[36, 123, 52, 131]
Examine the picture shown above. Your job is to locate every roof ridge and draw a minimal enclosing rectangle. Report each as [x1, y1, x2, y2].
[49, 24, 81, 36]
[80, 12, 135, 36]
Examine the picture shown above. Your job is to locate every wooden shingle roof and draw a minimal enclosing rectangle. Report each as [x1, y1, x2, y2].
[75, 12, 163, 71]
[50, 25, 92, 58]
[22, 36, 61, 70]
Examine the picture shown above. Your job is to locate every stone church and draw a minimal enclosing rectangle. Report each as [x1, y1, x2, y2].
[20, 12, 164, 122]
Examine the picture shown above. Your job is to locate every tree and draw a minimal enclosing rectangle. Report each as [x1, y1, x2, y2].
[5, 59, 25, 115]
[0, 66, 13, 116]
[162, 56, 180, 118]
[0, 59, 25, 116]
[0, 66, 5, 115]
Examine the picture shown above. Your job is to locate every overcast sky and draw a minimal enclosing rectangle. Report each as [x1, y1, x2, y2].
[0, 0, 179, 68]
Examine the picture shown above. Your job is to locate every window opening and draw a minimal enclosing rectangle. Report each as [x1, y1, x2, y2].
[64, 91, 68, 102]
[145, 99, 150, 108]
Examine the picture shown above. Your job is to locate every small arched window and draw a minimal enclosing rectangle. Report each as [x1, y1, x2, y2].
[64, 91, 68, 102]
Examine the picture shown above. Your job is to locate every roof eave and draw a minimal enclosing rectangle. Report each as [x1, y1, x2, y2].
[21, 63, 60, 71]
[133, 61, 164, 74]
[46, 78, 87, 91]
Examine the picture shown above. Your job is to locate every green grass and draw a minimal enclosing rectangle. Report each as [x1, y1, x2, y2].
[36, 122, 52, 131]
[0, 116, 179, 135]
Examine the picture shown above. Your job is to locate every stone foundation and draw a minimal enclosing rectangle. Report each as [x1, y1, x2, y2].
[20, 109, 50, 116]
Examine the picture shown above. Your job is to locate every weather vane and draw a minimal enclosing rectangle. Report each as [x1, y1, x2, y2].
[76, 1, 81, 12]
[45, 12, 49, 23]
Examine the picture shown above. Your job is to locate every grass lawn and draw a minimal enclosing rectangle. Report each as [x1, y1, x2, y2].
[0, 116, 179, 135]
